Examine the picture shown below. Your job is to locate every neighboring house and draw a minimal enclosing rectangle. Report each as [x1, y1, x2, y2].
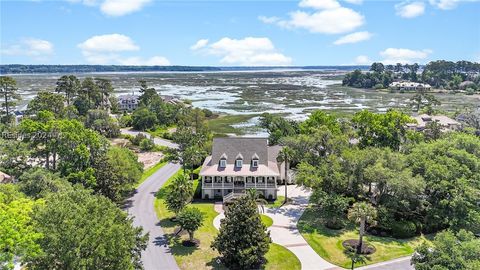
[407, 114, 461, 132]
[389, 81, 432, 91]
[200, 137, 286, 200]
[118, 94, 139, 112]
[0, 171, 13, 184]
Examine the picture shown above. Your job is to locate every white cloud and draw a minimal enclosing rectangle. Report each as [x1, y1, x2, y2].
[343, 0, 363, 4]
[193, 37, 292, 66]
[299, 0, 341, 9]
[354, 55, 371, 65]
[396, 1, 425, 18]
[1, 38, 54, 60]
[190, 39, 209, 50]
[78, 34, 169, 65]
[285, 8, 364, 34]
[258, 16, 281, 24]
[68, 0, 150, 16]
[260, 0, 365, 34]
[428, 0, 479, 10]
[333, 31, 372, 45]
[100, 0, 151, 16]
[379, 48, 433, 64]
[78, 34, 139, 52]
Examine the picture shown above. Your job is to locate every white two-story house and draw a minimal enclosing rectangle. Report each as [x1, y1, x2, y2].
[199, 137, 283, 200]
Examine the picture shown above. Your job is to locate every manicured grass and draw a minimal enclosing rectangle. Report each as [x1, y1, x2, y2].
[264, 243, 301, 270]
[298, 207, 429, 268]
[154, 171, 300, 270]
[207, 114, 259, 135]
[266, 196, 292, 208]
[260, 214, 273, 228]
[136, 160, 167, 187]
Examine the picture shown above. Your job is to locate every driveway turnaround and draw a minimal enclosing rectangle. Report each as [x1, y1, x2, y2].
[213, 185, 338, 270]
[126, 162, 181, 270]
[120, 128, 178, 148]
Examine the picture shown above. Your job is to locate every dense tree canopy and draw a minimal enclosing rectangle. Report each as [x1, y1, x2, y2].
[25, 187, 148, 270]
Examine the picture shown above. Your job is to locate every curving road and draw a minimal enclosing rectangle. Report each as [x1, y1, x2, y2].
[127, 162, 181, 270]
[122, 129, 181, 270]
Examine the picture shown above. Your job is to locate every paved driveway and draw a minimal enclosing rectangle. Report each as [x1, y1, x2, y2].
[126, 162, 181, 270]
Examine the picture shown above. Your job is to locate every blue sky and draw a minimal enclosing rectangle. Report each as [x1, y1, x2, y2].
[1, 0, 479, 66]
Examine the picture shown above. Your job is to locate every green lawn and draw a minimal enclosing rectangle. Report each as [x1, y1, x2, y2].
[264, 243, 301, 270]
[260, 214, 273, 228]
[298, 207, 429, 268]
[154, 171, 300, 270]
[266, 196, 292, 208]
[136, 160, 167, 188]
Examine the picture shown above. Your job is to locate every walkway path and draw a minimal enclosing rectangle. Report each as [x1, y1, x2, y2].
[213, 185, 338, 270]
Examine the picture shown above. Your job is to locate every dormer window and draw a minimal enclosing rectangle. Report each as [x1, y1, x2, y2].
[236, 159, 243, 168]
[251, 153, 259, 168]
[235, 153, 243, 168]
[219, 153, 227, 168]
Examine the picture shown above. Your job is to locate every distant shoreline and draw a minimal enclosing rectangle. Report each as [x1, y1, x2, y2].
[0, 64, 369, 75]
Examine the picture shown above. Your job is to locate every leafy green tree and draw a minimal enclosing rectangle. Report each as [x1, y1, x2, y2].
[0, 138, 31, 178]
[406, 133, 480, 232]
[55, 75, 80, 105]
[138, 80, 159, 106]
[212, 195, 271, 269]
[132, 107, 157, 131]
[299, 110, 341, 134]
[424, 121, 442, 141]
[167, 125, 209, 174]
[85, 109, 120, 138]
[311, 190, 350, 229]
[0, 184, 42, 270]
[277, 146, 294, 203]
[412, 230, 480, 270]
[0, 76, 21, 124]
[352, 109, 414, 150]
[18, 167, 72, 199]
[139, 138, 155, 151]
[259, 113, 299, 145]
[177, 207, 205, 242]
[370, 62, 385, 73]
[165, 173, 194, 217]
[27, 91, 65, 118]
[348, 202, 377, 254]
[94, 146, 143, 202]
[26, 187, 148, 270]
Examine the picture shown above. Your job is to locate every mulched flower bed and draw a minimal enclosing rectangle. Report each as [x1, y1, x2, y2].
[342, 239, 376, 255]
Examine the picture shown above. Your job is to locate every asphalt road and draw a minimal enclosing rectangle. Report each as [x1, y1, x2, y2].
[120, 128, 178, 149]
[127, 162, 181, 270]
[357, 256, 414, 270]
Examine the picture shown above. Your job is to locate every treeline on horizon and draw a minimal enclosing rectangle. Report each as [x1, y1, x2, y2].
[343, 60, 480, 90]
[0, 64, 370, 74]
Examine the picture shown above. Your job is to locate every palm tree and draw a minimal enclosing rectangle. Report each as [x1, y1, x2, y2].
[344, 247, 368, 270]
[347, 202, 377, 254]
[277, 146, 294, 204]
[246, 189, 268, 213]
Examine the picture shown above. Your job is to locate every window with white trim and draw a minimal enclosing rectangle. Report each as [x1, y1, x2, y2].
[219, 159, 226, 168]
[252, 159, 259, 168]
[235, 159, 243, 168]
